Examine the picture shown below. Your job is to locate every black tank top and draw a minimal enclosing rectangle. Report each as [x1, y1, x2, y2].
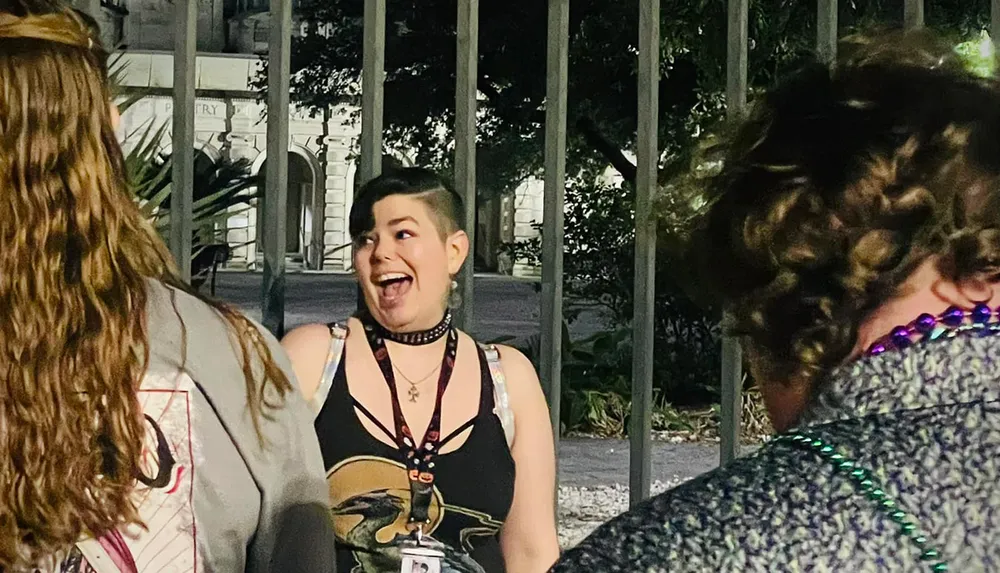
[315, 341, 516, 573]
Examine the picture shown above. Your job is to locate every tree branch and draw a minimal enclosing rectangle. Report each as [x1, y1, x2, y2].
[575, 115, 637, 184]
[477, 78, 503, 102]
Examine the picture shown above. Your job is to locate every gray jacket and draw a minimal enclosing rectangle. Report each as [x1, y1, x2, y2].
[553, 334, 1000, 572]
[40, 281, 334, 573]
[144, 280, 334, 572]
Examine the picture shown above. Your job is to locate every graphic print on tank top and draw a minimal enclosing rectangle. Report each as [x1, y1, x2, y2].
[52, 374, 201, 573]
[318, 344, 515, 573]
[327, 455, 505, 573]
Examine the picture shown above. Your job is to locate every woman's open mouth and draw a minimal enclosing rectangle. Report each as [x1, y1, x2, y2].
[374, 272, 413, 306]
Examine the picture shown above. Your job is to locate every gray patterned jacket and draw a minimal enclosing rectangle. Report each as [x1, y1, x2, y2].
[552, 335, 1000, 572]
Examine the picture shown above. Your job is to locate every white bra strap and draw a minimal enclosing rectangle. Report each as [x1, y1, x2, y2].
[480, 343, 515, 447]
[307, 322, 347, 419]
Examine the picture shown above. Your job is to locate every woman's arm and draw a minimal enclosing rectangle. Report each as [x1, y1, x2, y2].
[496, 345, 561, 572]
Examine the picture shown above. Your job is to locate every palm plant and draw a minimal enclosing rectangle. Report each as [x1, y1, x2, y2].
[129, 146, 262, 287]
[108, 52, 144, 114]
[130, 150, 261, 244]
[111, 52, 263, 289]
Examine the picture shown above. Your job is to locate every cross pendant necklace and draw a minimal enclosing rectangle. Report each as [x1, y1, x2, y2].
[394, 363, 440, 403]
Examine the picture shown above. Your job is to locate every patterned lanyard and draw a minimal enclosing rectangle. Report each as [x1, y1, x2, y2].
[776, 433, 949, 572]
[363, 321, 459, 529]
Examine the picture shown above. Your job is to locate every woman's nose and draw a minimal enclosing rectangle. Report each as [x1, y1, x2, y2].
[371, 237, 394, 261]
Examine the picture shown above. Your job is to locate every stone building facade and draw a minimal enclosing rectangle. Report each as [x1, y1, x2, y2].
[98, 0, 543, 274]
[116, 51, 358, 271]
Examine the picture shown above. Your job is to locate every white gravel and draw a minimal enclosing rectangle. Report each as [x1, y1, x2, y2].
[557, 477, 691, 548]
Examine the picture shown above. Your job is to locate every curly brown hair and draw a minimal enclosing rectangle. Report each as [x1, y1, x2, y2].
[696, 31, 1000, 395]
[0, 1, 292, 568]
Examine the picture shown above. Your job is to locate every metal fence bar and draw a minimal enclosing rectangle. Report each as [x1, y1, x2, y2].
[356, 0, 385, 310]
[455, 0, 479, 332]
[360, 0, 386, 186]
[904, 0, 924, 30]
[992, 0, 1000, 51]
[817, 0, 838, 64]
[720, 0, 748, 467]
[81, 0, 101, 21]
[541, 0, 570, 472]
[169, 0, 196, 282]
[261, 0, 292, 336]
[629, 0, 659, 507]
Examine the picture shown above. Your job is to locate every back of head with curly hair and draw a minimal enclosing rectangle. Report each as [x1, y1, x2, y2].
[697, 30, 1000, 397]
[0, 0, 293, 568]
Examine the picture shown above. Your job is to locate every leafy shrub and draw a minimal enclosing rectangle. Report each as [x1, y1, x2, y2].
[502, 175, 722, 435]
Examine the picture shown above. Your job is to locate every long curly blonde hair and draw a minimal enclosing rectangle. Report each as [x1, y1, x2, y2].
[0, 2, 292, 568]
[697, 31, 1000, 394]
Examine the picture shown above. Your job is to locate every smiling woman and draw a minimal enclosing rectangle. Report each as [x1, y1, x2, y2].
[348, 171, 466, 331]
[281, 167, 560, 573]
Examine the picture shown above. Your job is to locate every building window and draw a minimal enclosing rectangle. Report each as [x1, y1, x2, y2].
[253, 21, 269, 43]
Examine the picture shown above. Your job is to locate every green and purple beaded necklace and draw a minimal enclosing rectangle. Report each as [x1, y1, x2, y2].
[769, 304, 1000, 571]
[866, 303, 1000, 356]
[774, 433, 948, 572]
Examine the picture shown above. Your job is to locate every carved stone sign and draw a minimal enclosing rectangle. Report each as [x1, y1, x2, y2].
[156, 98, 227, 119]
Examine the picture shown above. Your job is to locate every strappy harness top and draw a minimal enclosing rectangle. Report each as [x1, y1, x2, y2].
[310, 323, 516, 573]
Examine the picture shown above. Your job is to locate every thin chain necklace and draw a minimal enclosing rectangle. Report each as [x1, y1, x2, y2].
[776, 433, 949, 571]
[360, 310, 452, 402]
[392, 361, 441, 402]
[363, 322, 459, 529]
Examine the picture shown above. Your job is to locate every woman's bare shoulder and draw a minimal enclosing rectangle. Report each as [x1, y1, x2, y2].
[281, 323, 340, 402]
[492, 344, 537, 382]
[283, 322, 338, 350]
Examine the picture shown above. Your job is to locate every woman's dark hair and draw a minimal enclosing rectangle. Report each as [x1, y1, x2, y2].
[349, 167, 464, 241]
[694, 31, 1000, 393]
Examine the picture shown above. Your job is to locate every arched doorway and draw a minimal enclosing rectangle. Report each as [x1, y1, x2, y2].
[192, 149, 217, 245]
[255, 152, 314, 263]
[193, 149, 215, 180]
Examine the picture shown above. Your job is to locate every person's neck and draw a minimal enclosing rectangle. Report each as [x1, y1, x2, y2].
[385, 334, 448, 355]
[853, 258, 1000, 356]
[396, 312, 447, 334]
[383, 322, 450, 369]
[364, 307, 451, 346]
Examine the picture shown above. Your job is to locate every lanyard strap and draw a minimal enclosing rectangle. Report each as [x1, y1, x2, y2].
[364, 322, 459, 527]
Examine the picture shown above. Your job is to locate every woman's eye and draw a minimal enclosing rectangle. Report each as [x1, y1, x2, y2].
[356, 235, 374, 247]
[395, 230, 413, 240]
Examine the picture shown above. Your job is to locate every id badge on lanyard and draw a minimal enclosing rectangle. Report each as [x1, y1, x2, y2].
[400, 476, 443, 572]
[399, 524, 445, 573]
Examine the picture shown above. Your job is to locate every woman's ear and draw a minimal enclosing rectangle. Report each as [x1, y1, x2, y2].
[446, 230, 470, 276]
[931, 274, 994, 306]
[955, 275, 995, 304]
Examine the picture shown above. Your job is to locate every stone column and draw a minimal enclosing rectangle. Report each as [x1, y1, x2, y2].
[512, 178, 544, 278]
[321, 134, 353, 271]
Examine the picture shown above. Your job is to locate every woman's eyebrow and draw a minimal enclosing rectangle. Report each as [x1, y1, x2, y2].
[387, 216, 418, 226]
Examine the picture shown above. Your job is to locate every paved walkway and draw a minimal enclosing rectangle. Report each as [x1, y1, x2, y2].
[556, 439, 741, 547]
[558, 438, 723, 486]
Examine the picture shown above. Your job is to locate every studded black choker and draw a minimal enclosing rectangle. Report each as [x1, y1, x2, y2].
[365, 310, 453, 346]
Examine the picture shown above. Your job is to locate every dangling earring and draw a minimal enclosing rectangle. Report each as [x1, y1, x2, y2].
[449, 278, 462, 309]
